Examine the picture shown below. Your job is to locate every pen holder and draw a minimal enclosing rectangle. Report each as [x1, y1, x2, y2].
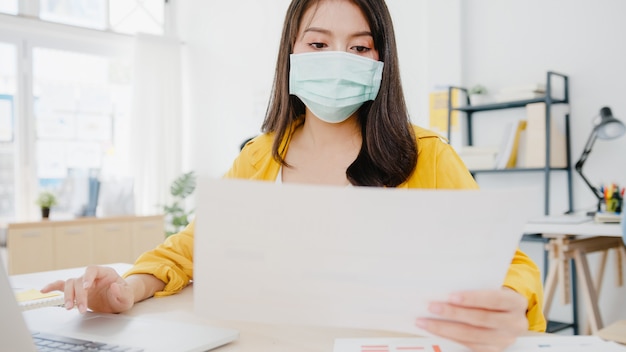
[605, 196, 623, 214]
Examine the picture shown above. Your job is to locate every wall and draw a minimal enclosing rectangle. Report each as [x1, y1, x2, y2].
[461, 0, 626, 328]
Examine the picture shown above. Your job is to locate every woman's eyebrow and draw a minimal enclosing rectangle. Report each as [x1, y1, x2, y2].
[303, 27, 331, 35]
[303, 27, 373, 38]
[350, 30, 373, 38]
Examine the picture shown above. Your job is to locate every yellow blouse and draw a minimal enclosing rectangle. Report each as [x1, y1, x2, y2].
[124, 124, 546, 332]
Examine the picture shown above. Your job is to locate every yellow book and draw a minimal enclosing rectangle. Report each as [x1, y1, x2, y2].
[506, 120, 527, 168]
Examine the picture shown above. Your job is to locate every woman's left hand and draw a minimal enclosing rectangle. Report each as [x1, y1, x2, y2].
[416, 288, 528, 352]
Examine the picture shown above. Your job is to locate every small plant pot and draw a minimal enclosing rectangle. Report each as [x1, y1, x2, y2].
[41, 207, 50, 219]
[469, 94, 489, 106]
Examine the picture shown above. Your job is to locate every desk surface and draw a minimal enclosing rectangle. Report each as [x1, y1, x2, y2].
[10, 264, 419, 352]
[524, 218, 622, 238]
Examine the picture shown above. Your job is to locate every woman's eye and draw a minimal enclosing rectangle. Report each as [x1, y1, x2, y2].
[309, 42, 327, 49]
[352, 46, 371, 53]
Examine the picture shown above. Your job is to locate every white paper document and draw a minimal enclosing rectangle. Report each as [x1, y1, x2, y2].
[333, 337, 626, 352]
[194, 178, 533, 334]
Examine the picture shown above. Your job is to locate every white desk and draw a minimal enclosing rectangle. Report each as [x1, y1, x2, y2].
[524, 219, 625, 334]
[10, 264, 420, 352]
[524, 219, 622, 238]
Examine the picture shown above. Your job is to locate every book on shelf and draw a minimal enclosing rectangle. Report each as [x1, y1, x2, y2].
[505, 120, 527, 168]
[493, 91, 544, 103]
[523, 102, 567, 168]
[495, 119, 527, 169]
[456, 146, 498, 170]
[494, 83, 546, 103]
[493, 83, 546, 103]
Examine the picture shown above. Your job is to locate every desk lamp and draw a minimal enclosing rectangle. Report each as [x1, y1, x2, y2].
[575, 107, 626, 213]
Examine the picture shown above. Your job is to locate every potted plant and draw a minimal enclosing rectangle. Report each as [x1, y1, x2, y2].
[162, 171, 197, 237]
[36, 191, 58, 219]
[468, 84, 489, 105]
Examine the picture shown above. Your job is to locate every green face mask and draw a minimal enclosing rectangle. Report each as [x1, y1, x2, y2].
[289, 51, 384, 123]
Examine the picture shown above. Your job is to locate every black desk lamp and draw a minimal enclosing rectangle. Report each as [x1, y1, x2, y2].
[575, 107, 626, 213]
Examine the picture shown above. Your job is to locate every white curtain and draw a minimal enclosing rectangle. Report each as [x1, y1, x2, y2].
[130, 34, 183, 215]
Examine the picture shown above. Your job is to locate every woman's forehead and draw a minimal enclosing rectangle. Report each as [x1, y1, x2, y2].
[298, 0, 371, 35]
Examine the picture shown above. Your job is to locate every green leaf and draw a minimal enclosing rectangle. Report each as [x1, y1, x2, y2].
[162, 171, 197, 238]
[170, 171, 196, 198]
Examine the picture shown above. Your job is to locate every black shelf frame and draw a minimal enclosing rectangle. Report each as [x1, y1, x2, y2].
[446, 71, 573, 215]
[446, 72, 578, 334]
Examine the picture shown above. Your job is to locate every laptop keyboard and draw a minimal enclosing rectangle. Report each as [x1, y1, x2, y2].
[32, 331, 144, 352]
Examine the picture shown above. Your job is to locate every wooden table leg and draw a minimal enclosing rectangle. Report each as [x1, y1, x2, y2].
[542, 240, 560, 316]
[556, 237, 571, 306]
[573, 249, 603, 334]
[617, 246, 625, 287]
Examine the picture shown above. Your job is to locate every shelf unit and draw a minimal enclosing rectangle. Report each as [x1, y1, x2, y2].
[447, 71, 573, 215]
[446, 71, 578, 334]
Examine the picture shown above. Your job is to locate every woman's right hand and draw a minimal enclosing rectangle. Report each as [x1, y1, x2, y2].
[41, 265, 135, 314]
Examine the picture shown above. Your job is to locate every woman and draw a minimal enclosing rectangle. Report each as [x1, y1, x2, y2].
[43, 1, 545, 350]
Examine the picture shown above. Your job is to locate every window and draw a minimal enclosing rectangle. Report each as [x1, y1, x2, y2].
[0, 0, 18, 15]
[3, 1, 166, 35]
[33, 47, 132, 217]
[39, 0, 108, 30]
[36, 0, 165, 35]
[0, 1, 169, 221]
[0, 42, 16, 221]
[109, 0, 165, 35]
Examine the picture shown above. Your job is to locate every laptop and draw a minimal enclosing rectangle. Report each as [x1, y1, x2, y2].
[0, 260, 238, 352]
[193, 178, 534, 334]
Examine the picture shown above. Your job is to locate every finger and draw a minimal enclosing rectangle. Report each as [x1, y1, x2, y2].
[416, 318, 516, 348]
[427, 302, 518, 330]
[41, 280, 66, 293]
[63, 280, 77, 310]
[448, 289, 527, 312]
[74, 278, 89, 314]
[82, 265, 109, 289]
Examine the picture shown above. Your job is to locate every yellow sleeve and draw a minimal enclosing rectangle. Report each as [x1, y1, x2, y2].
[121, 136, 276, 296]
[122, 221, 195, 297]
[404, 135, 478, 189]
[224, 133, 277, 180]
[503, 249, 547, 332]
[433, 141, 479, 189]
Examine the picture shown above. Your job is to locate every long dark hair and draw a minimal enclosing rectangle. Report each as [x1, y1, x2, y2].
[261, 0, 417, 187]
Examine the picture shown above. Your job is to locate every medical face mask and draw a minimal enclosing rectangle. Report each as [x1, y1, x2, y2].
[289, 51, 384, 123]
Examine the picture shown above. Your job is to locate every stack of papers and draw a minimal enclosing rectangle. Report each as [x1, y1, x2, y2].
[527, 215, 591, 224]
[594, 212, 622, 223]
[334, 336, 626, 352]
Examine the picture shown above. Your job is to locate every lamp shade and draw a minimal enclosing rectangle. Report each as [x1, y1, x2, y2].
[596, 107, 626, 140]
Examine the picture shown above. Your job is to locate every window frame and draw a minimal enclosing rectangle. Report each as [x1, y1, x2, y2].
[0, 12, 134, 220]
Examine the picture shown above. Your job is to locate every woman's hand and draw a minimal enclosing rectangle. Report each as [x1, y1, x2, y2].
[41, 265, 135, 314]
[416, 288, 528, 352]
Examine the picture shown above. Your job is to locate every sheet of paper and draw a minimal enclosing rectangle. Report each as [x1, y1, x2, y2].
[194, 178, 533, 334]
[333, 337, 626, 352]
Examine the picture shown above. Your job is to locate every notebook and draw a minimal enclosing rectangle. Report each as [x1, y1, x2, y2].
[193, 178, 534, 334]
[16, 289, 65, 311]
[0, 260, 238, 352]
